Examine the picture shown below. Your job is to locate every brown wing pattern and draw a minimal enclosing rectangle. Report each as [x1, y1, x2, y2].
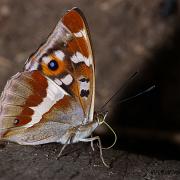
[0, 71, 48, 137]
[0, 8, 95, 141]
[24, 8, 95, 123]
[62, 8, 95, 123]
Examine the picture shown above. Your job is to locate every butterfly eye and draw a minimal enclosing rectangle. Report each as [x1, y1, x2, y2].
[48, 60, 59, 71]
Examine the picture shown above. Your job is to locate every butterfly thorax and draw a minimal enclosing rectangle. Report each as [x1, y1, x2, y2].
[60, 111, 108, 144]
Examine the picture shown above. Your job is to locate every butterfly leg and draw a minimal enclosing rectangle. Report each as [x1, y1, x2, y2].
[57, 142, 68, 158]
[57, 135, 73, 158]
[79, 136, 109, 168]
[90, 134, 95, 151]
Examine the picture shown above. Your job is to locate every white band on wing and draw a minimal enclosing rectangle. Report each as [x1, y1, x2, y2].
[23, 77, 69, 128]
[71, 52, 92, 67]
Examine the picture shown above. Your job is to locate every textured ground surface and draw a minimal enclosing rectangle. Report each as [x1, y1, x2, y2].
[0, 0, 180, 179]
[0, 142, 180, 180]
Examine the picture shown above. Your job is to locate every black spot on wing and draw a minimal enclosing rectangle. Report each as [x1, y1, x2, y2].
[79, 78, 89, 83]
[14, 119, 20, 125]
[60, 83, 73, 96]
[80, 89, 89, 98]
[38, 64, 42, 71]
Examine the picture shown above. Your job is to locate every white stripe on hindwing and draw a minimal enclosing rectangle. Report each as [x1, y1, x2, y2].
[23, 77, 69, 128]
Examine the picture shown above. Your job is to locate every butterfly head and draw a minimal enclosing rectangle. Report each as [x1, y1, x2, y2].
[94, 110, 108, 125]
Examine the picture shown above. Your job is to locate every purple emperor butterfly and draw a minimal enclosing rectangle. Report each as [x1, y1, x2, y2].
[0, 8, 110, 167]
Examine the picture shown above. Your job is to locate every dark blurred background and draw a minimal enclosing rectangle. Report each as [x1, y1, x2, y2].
[0, 0, 180, 162]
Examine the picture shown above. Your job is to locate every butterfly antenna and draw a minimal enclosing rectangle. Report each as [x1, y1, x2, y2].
[99, 86, 155, 150]
[100, 72, 138, 111]
[117, 85, 155, 105]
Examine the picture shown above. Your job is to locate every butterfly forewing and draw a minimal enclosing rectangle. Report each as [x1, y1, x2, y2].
[25, 8, 95, 123]
[61, 8, 95, 123]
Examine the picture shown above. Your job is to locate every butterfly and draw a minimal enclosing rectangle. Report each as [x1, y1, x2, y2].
[0, 8, 110, 167]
